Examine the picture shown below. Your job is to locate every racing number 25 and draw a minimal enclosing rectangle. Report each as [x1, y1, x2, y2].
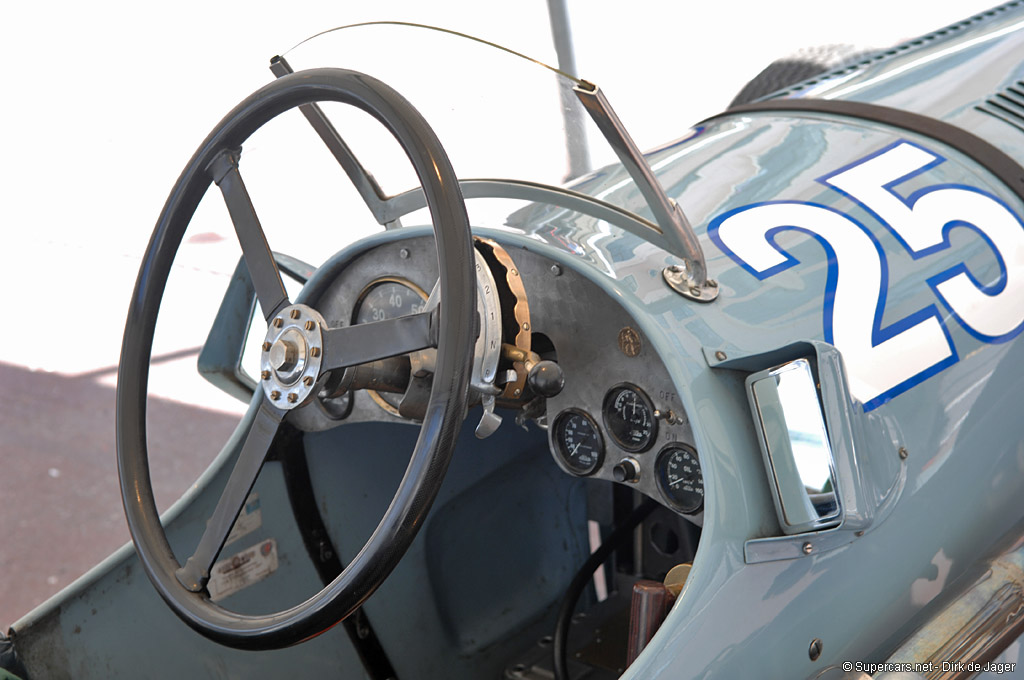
[709, 140, 1024, 411]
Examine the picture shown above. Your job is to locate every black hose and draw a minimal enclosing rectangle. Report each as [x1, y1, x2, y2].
[553, 498, 658, 680]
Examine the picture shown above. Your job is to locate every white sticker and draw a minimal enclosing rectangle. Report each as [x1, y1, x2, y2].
[208, 538, 278, 602]
[225, 493, 262, 546]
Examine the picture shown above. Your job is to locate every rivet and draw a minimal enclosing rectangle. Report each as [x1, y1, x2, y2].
[511, 269, 519, 277]
[802, 542, 813, 555]
[270, 390, 281, 401]
[305, 320, 315, 331]
[550, 264, 562, 276]
[273, 318, 283, 328]
[261, 370, 271, 380]
[514, 388, 522, 396]
[310, 347, 321, 358]
[689, 287, 701, 297]
[809, 638, 823, 662]
[287, 393, 298, 403]
[898, 446, 908, 460]
[523, 322, 530, 331]
[262, 341, 271, 352]
[290, 309, 301, 319]
[715, 350, 727, 361]
[303, 376, 314, 387]
[399, 248, 410, 259]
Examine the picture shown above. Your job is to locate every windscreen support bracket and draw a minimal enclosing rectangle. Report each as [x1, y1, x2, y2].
[269, 55, 403, 230]
[574, 82, 717, 302]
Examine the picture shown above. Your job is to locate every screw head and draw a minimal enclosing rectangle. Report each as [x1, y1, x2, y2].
[310, 347, 321, 358]
[305, 320, 315, 331]
[290, 309, 301, 319]
[715, 350, 727, 361]
[689, 286, 702, 297]
[303, 376, 314, 387]
[270, 390, 281, 401]
[287, 393, 298, 403]
[273, 317, 283, 328]
[809, 638, 823, 662]
[262, 341, 271, 352]
[550, 264, 562, 276]
[399, 248, 410, 259]
[261, 370, 271, 381]
[898, 446, 908, 460]
[802, 541, 813, 555]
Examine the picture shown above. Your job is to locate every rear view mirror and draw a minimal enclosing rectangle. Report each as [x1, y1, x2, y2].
[747, 359, 841, 535]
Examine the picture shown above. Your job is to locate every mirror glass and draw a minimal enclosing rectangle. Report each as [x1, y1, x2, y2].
[749, 359, 840, 533]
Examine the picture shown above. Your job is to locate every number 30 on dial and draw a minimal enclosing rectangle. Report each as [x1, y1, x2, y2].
[709, 140, 1024, 411]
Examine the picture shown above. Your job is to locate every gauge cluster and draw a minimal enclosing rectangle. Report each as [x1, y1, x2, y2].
[287, 233, 703, 520]
[550, 383, 703, 521]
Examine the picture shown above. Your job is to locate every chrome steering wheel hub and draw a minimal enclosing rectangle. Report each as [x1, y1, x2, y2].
[260, 303, 325, 407]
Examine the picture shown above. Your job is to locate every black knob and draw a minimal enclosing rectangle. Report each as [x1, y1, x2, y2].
[527, 360, 565, 398]
[612, 458, 641, 483]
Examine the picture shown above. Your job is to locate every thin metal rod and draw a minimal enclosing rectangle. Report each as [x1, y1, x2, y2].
[546, 0, 591, 180]
[270, 56, 394, 226]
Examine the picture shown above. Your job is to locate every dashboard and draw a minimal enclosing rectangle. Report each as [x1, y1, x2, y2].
[291, 233, 705, 522]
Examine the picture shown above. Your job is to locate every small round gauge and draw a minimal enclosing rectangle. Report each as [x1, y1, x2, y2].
[656, 444, 704, 514]
[553, 410, 604, 476]
[352, 277, 428, 415]
[602, 384, 658, 452]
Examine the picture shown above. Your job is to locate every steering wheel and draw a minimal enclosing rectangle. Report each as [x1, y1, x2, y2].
[116, 68, 476, 649]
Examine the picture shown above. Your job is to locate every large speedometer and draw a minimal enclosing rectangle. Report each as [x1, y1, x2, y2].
[352, 277, 428, 415]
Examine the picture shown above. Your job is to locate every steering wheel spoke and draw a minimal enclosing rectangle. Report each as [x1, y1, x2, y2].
[175, 399, 285, 592]
[119, 67, 475, 650]
[321, 308, 438, 372]
[208, 149, 290, 321]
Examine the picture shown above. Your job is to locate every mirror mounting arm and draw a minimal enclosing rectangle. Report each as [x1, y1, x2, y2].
[573, 81, 717, 302]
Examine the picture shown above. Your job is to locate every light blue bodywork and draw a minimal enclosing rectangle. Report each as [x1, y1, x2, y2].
[9, 4, 1024, 679]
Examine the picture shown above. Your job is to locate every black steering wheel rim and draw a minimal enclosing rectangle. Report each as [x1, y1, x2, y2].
[116, 68, 476, 649]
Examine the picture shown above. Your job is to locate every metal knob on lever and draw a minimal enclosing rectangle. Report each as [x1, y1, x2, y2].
[527, 360, 564, 398]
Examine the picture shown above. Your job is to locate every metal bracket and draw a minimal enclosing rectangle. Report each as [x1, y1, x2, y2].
[574, 81, 717, 301]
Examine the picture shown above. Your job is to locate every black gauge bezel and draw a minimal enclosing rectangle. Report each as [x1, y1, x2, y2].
[552, 408, 605, 476]
[656, 443, 704, 514]
[601, 383, 658, 453]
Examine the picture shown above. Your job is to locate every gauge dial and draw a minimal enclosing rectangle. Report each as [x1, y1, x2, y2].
[602, 384, 657, 452]
[553, 410, 604, 476]
[656, 444, 704, 514]
[352, 277, 428, 414]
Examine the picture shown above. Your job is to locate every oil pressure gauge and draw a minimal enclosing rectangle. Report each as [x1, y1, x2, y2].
[553, 410, 604, 476]
[603, 384, 657, 452]
[656, 444, 704, 514]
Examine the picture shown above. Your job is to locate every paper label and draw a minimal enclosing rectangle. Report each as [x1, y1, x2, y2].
[208, 538, 278, 602]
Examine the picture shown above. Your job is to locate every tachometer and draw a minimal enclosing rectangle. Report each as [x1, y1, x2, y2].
[656, 444, 704, 514]
[352, 277, 428, 415]
[553, 410, 604, 476]
[602, 384, 657, 452]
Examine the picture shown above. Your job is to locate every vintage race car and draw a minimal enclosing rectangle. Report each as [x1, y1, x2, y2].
[4, 3, 1024, 679]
